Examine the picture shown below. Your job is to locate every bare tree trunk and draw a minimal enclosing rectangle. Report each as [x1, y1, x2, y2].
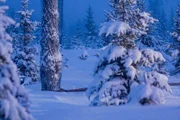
[59, 0, 63, 45]
[41, 0, 62, 91]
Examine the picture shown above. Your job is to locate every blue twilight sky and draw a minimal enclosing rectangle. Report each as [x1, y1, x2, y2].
[7, 0, 108, 28]
[6, 0, 180, 31]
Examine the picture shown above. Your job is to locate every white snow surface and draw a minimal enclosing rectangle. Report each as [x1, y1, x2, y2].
[26, 50, 180, 120]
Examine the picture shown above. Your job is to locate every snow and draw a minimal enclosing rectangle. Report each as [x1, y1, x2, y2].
[141, 49, 166, 66]
[99, 79, 127, 106]
[144, 72, 170, 91]
[171, 49, 179, 58]
[169, 73, 180, 83]
[79, 50, 89, 60]
[0, 1, 34, 119]
[128, 49, 142, 64]
[101, 65, 114, 80]
[124, 57, 133, 68]
[99, 21, 131, 37]
[127, 66, 136, 80]
[108, 46, 126, 62]
[129, 84, 166, 104]
[25, 49, 180, 120]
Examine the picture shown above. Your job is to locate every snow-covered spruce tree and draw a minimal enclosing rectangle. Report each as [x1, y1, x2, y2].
[41, 0, 62, 91]
[145, 0, 168, 51]
[136, 0, 167, 75]
[0, 1, 33, 119]
[85, 6, 97, 36]
[73, 24, 83, 49]
[136, 0, 153, 49]
[137, 0, 145, 11]
[137, 0, 165, 51]
[84, 6, 101, 48]
[13, 0, 39, 85]
[171, 4, 180, 74]
[157, 9, 169, 42]
[86, 0, 171, 106]
[169, 8, 175, 31]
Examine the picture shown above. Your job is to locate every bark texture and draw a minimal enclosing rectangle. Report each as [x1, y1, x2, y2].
[41, 0, 62, 91]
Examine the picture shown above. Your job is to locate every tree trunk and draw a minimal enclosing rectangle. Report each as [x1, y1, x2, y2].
[59, 0, 63, 45]
[41, 0, 62, 91]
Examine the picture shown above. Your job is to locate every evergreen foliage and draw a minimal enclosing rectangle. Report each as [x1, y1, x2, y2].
[86, 0, 171, 106]
[171, 4, 180, 74]
[0, 0, 33, 119]
[84, 6, 103, 48]
[12, 0, 39, 85]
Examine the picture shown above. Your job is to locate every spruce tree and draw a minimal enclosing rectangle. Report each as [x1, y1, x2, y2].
[85, 6, 97, 37]
[73, 24, 83, 49]
[86, 0, 171, 106]
[137, 0, 145, 11]
[146, 0, 168, 51]
[84, 6, 101, 48]
[171, 4, 180, 73]
[157, 9, 169, 41]
[169, 8, 175, 31]
[137, 0, 167, 77]
[148, 0, 163, 18]
[0, 0, 33, 119]
[13, 0, 39, 85]
[41, 0, 62, 91]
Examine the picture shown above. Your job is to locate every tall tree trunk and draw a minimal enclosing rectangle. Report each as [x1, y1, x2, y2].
[59, 0, 63, 45]
[41, 0, 62, 91]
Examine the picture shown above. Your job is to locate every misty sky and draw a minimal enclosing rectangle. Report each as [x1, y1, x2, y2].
[6, 0, 179, 31]
[7, 0, 108, 28]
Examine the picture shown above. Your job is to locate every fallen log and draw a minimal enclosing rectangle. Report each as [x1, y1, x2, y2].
[55, 88, 87, 92]
[169, 83, 180, 86]
[49, 83, 180, 93]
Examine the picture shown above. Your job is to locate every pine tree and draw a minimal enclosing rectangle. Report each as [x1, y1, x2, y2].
[171, 4, 180, 73]
[136, 0, 154, 49]
[73, 24, 83, 49]
[137, 0, 145, 11]
[84, 6, 101, 48]
[41, 0, 62, 91]
[157, 9, 169, 41]
[61, 35, 73, 50]
[169, 8, 175, 31]
[13, 0, 39, 85]
[0, 0, 33, 119]
[86, 0, 171, 106]
[138, 0, 167, 51]
[85, 5, 97, 37]
[148, 0, 163, 18]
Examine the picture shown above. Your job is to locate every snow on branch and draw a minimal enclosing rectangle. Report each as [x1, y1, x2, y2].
[99, 21, 131, 37]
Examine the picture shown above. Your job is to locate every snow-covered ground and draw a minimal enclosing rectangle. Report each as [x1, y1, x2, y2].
[26, 50, 180, 120]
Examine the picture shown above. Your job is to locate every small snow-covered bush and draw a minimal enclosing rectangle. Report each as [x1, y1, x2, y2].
[79, 50, 88, 60]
